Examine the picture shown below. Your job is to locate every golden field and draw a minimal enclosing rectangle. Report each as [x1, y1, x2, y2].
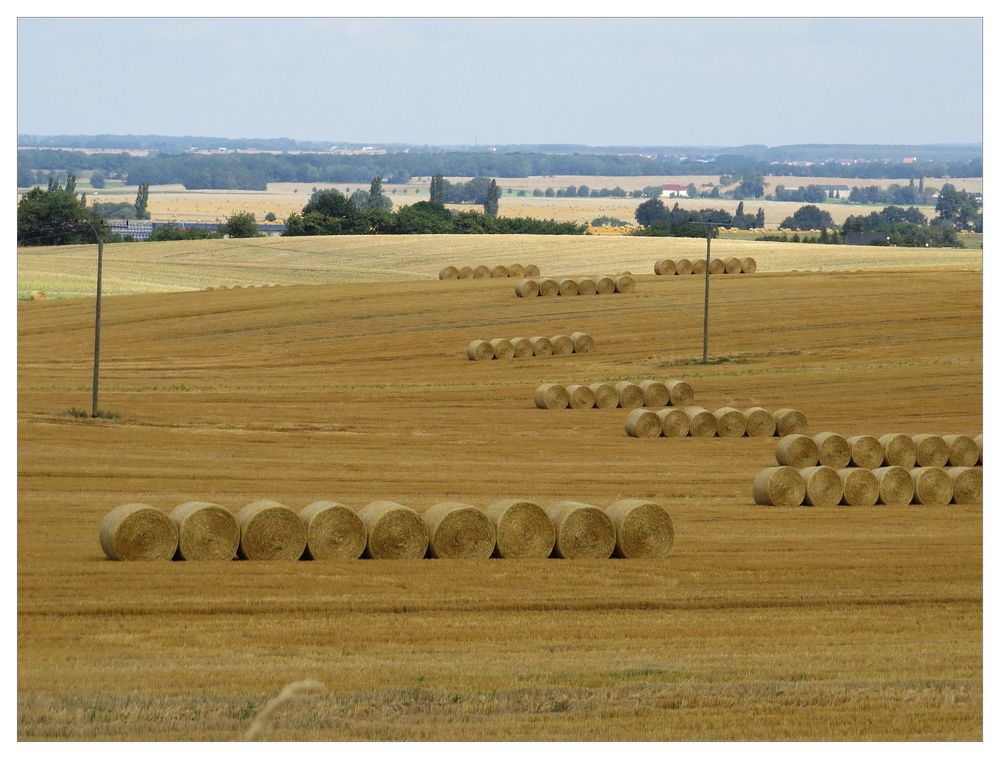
[17, 248, 982, 739]
[17, 234, 982, 300]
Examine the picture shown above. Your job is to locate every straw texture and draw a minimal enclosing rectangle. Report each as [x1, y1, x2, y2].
[625, 408, 662, 438]
[714, 407, 747, 437]
[237, 500, 307, 561]
[638, 380, 670, 408]
[656, 408, 690, 437]
[685, 406, 718, 437]
[880, 433, 917, 469]
[485, 499, 555, 559]
[724, 257, 743, 274]
[524, 264, 541, 277]
[515, 279, 540, 298]
[588, 382, 619, 409]
[675, 258, 693, 275]
[909, 467, 953, 506]
[614, 381, 645, 409]
[666, 380, 694, 407]
[550, 334, 574, 355]
[813, 432, 851, 469]
[544, 501, 616, 559]
[529, 336, 553, 356]
[491, 265, 509, 278]
[606, 499, 675, 559]
[569, 331, 595, 353]
[942, 434, 979, 468]
[911, 434, 949, 468]
[613, 274, 636, 293]
[948, 467, 982, 505]
[744, 407, 776, 437]
[534, 383, 570, 409]
[655, 259, 676, 275]
[800, 466, 845, 507]
[422, 502, 496, 559]
[753, 467, 806, 506]
[577, 277, 597, 296]
[837, 468, 880, 507]
[489, 338, 515, 360]
[873, 466, 914, 506]
[511, 337, 534, 358]
[299, 501, 366, 560]
[100, 503, 177, 561]
[473, 265, 491, 279]
[740, 257, 758, 274]
[558, 278, 579, 297]
[467, 340, 494, 361]
[538, 278, 559, 296]
[776, 434, 819, 468]
[595, 276, 616, 294]
[439, 266, 459, 280]
[846, 435, 885, 469]
[566, 384, 597, 409]
[171, 501, 239, 561]
[774, 408, 808, 436]
[709, 257, 726, 274]
[358, 501, 428, 559]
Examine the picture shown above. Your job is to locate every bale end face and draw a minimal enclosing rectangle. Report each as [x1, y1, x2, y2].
[300, 501, 366, 560]
[942, 435, 979, 468]
[359, 501, 428, 559]
[753, 467, 805, 506]
[606, 499, 674, 558]
[100, 503, 178, 561]
[439, 266, 459, 280]
[744, 407, 776, 437]
[873, 466, 914, 506]
[529, 336, 553, 357]
[613, 274, 636, 293]
[569, 331, 596, 353]
[595, 276, 616, 294]
[237, 500, 307, 561]
[665, 380, 694, 407]
[510, 337, 534, 358]
[879, 433, 917, 469]
[489, 338, 515, 360]
[467, 339, 495, 361]
[550, 335, 574, 356]
[838, 468, 879, 507]
[740, 257, 758, 274]
[534, 383, 570, 409]
[714, 407, 747, 437]
[625, 408, 662, 438]
[948, 467, 982, 505]
[485, 499, 555, 559]
[423, 502, 496, 559]
[911, 434, 950, 468]
[515, 279, 540, 298]
[558, 279, 579, 297]
[637, 380, 669, 408]
[171, 501, 239, 561]
[566, 384, 597, 409]
[684, 406, 718, 437]
[546, 501, 616, 559]
[576, 278, 598, 296]
[776, 434, 820, 468]
[910, 467, 953, 506]
[656, 408, 690, 437]
[674, 258, 693, 275]
[845, 435, 884, 469]
[614, 382, 645, 409]
[800, 466, 845, 507]
[813, 432, 851, 469]
[538, 279, 559, 297]
[588, 382, 619, 409]
[774, 408, 808, 437]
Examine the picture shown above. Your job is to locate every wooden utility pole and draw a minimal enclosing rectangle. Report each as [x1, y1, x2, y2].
[702, 226, 713, 363]
[91, 226, 105, 418]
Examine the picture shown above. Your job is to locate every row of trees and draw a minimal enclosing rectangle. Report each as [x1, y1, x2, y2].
[634, 198, 764, 234]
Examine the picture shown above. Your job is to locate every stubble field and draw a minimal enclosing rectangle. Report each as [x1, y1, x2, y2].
[17, 243, 982, 740]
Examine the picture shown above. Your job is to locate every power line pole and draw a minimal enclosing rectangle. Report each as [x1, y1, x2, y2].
[91, 222, 105, 418]
[702, 225, 714, 364]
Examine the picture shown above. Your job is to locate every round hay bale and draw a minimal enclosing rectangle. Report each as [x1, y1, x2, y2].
[625, 408, 662, 438]
[485, 499, 554, 558]
[846, 435, 884, 469]
[638, 380, 670, 407]
[800, 466, 844, 507]
[467, 339, 494, 361]
[508, 263, 526, 278]
[491, 264, 509, 278]
[534, 383, 570, 409]
[910, 467, 953, 506]
[613, 274, 635, 293]
[813, 432, 851, 469]
[299, 501, 366, 560]
[911, 434, 949, 468]
[942, 434, 979, 468]
[837, 468, 879, 507]
[439, 266, 459, 280]
[753, 467, 806, 506]
[529, 336, 553, 356]
[422, 502, 495, 559]
[515, 279, 540, 298]
[614, 381, 645, 409]
[576, 277, 597, 295]
[473, 265, 491, 279]
[236, 500, 306, 561]
[879, 433, 917, 469]
[773, 408, 808, 437]
[873, 466, 914, 506]
[588, 382, 619, 408]
[566, 384, 596, 409]
[100, 503, 177, 561]
[595, 276, 616, 294]
[692, 258, 706, 275]
[510, 337, 534, 358]
[684, 406, 718, 437]
[616, 270, 633, 276]
[606, 499, 674, 559]
[524, 264, 541, 278]
[544, 501, 616, 560]
[666, 380, 694, 407]
[31, 290, 47, 301]
[170, 501, 239, 561]
[744, 407, 776, 437]
[948, 467, 982, 505]
[558, 278, 579, 296]
[976, 434, 982, 464]
[708, 257, 726, 274]
[358, 501, 428, 559]
[675, 258, 693, 275]
[489, 338, 515, 360]
[723, 257, 743, 274]
[656, 408, 690, 437]
[740, 257, 757, 274]
[714, 407, 747, 437]
[458, 266, 474, 279]
[569, 331, 595, 353]
[776, 434, 819, 468]
[656, 258, 676, 276]
[550, 335, 574, 355]
[538, 278, 559, 297]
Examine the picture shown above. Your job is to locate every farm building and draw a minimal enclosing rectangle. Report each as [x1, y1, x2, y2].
[105, 220, 287, 239]
[660, 183, 690, 198]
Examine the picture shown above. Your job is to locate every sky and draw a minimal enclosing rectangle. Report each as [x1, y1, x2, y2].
[16, 17, 984, 146]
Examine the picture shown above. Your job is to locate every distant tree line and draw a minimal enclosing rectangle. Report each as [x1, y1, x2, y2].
[631, 199, 764, 237]
[15, 149, 982, 191]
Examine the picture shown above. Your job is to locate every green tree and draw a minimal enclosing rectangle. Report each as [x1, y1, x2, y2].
[935, 183, 981, 230]
[429, 173, 446, 204]
[368, 175, 392, 211]
[686, 183, 698, 198]
[89, 170, 106, 189]
[17, 180, 105, 246]
[779, 204, 835, 231]
[754, 208, 765, 228]
[134, 183, 150, 219]
[634, 198, 668, 227]
[544, 187, 555, 198]
[264, 211, 277, 222]
[735, 171, 765, 199]
[735, 201, 745, 216]
[484, 179, 501, 218]
[222, 211, 260, 238]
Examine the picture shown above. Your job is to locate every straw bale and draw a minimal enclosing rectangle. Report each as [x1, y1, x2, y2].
[550, 334, 574, 355]
[358, 501, 428, 559]
[813, 432, 851, 469]
[569, 331, 595, 353]
[524, 264, 541, 277]
[510, 337, 534, 358]
[773, 408, 808, 436]
[31, 290, 46, 301]
[491, 265, 509, 278]
[723, 257, 743, 274]
[879, 433, 917, 468]
[655, 259, 676, 275]
[485, 499, 554, 558]
[744, 407, 776, 437]
[714, 407, 747, 437]
[675, 258, 693, 275]
[837, 468, 879, 507]
[544, 501, 616, 559]
[656, 408, 690, 437]
[776, 434, 819, 468]
[709, 257, 726, 274]
[606, 499, 674, 558]
[439, 266, 459, 280]
[576, 277, 597, 295]
[515, 279, 540, 298]
[588, 382, 619, 409]
[872, 466, 914, 506]
[558, 278, 579, 296]
[529, 336, 553, 356]
[467, 339, 494, 361]
[299, 501, 366, 560]
[666, 380, 694, 406]
[566, 384, 596, 409]
[942, 435, 979, 468]
[638, 379, 669, 407]
[740, 257, 758, 273]
[508, 264, 526, 278]
[625, 408, 662, 438]
[538, 278, 560, 296]
[845, 435, 884, 469]
[100, 503, 177, 561]
[909, 467, 953, 506]
[422, 502, 496, 559]
[534, 383, 570, 409]
[458, 266, 474, 279]
[236, 500, 307, 560]
[692, 258, 706, 275]
[489, 338, 515, 360]
[595, 276, 616, 294]
[800, 466, 844, 507]
[171, 501, 239, 561]
[614, 381, 645, 409]
[752, 467, 806, 506]
[684, 406, 718, 437]
[613, 274, 636, 293]
[948, 467, 982, 505]
[911, 434, 949, 468]
[473, 265, 491, 279]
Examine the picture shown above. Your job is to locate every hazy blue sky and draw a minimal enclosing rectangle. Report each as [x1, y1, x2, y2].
[17, 17, 983, 145]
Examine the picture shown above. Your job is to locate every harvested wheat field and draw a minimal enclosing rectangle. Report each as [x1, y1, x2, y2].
[17, 256, 982, 740]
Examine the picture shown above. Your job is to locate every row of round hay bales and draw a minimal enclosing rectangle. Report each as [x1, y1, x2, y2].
[99, 498, 675, 561]
[624, 406, 785, 438]
[439, 264, 540, 280]
[753, 464, 981, 507]
[534, 379, 693, 410]
[654, 257, 756, 276]
[209, 284, 281, 291]
[468, 332, 595, 360]
[515, 274, 635, 297]
[775, 432, 983, 470]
